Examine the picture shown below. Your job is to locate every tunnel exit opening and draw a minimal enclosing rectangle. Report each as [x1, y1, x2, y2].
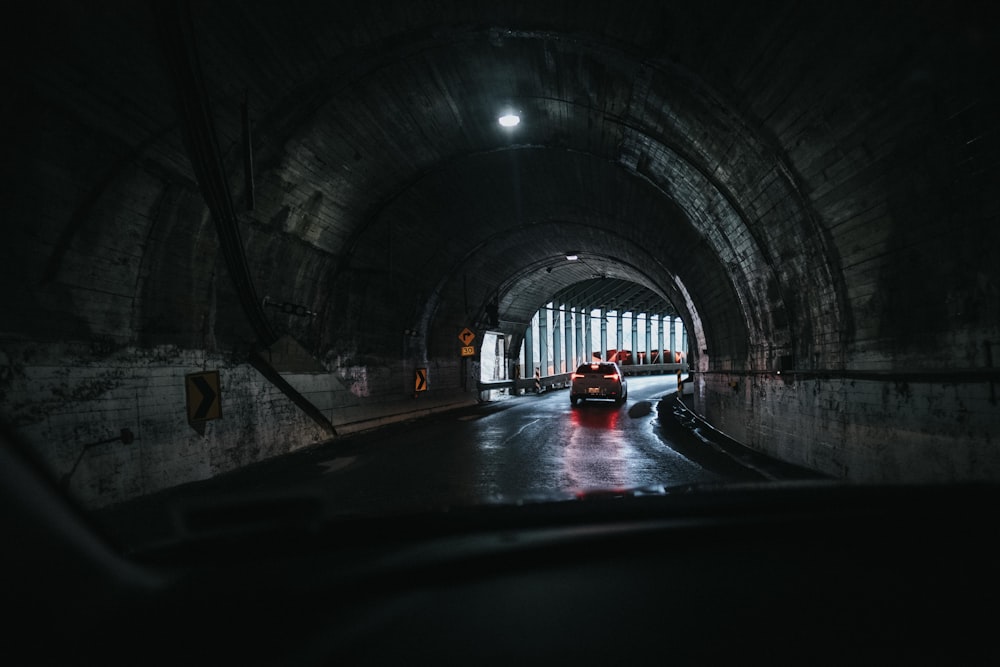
[480, 331, 509, 400]
[516, 303, 687, 381]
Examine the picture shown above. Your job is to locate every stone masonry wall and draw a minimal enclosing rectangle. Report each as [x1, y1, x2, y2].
[696, 370, 999, 483]
[0, 341, 332, 509]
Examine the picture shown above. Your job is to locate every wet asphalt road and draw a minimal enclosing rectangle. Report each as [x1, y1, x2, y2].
[96, 375, 820, 548]
[309, 375, 721, 514]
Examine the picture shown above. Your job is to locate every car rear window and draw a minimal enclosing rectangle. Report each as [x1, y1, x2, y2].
[576, 363, 617, 374]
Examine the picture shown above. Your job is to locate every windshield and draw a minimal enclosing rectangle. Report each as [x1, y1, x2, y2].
[574, 363, 619, 375]
[2, 1, 998, 555]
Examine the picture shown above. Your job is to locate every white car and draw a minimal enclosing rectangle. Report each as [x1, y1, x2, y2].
[570, 361, 628, 406]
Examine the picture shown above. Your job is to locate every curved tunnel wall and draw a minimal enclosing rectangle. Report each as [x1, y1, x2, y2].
[1, 2, 998, 508]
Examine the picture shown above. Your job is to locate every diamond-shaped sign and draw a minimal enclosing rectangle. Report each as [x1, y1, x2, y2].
[458, 327, 476, 345]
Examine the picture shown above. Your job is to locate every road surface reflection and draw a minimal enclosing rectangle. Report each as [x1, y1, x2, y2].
[564, 403, 631, 493]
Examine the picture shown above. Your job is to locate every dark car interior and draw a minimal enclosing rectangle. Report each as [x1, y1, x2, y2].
[5, 424, 998, 666]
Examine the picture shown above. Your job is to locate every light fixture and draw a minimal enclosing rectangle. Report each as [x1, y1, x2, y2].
[565, 253, 578, 261]
[498, 113, 520, 127]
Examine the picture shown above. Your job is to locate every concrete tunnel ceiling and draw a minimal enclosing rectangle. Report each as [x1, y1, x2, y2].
[161, 0, 844, 371]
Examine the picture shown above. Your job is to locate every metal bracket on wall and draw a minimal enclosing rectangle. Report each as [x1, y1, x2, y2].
[61, 428, 135, 489]
[154, 0, 278, 347]
[248, 348, 337, 438]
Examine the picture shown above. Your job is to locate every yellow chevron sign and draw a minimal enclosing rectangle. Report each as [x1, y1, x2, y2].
[185, 370, 221, 422]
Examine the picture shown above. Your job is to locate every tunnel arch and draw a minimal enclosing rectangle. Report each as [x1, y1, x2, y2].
[331, 143, 785, 375]
[421, 232, 712, 370]
[5, 1, 999, 509]
[204, 10, 848, 379]
[14, 0, 849, 416]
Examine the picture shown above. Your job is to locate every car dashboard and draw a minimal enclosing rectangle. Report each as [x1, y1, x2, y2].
[4, 430, 999, 665]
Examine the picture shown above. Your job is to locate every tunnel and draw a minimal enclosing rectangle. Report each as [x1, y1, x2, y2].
[1, 0, 998, 509]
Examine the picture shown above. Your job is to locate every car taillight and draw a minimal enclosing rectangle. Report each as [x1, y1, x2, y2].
[571, 373, 583, 379]
[604, 373, 619, 380]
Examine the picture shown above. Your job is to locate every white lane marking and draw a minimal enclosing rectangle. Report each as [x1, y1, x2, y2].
[502, 418, 541, 447]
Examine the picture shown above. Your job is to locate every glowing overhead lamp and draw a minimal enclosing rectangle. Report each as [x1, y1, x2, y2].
[498, 113, 520, 127]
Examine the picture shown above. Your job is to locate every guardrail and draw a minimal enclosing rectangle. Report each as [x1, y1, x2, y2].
[477, 374, 571, 393]
[620, 363, 688, 376]
[477, 363, 688, 394]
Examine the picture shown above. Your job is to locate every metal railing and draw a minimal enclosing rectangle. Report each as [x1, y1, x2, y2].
[620, 363, 688, 376]
[477, 363, 688, 393]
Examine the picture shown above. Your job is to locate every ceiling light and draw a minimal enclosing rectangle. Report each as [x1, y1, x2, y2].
[565, 253, 578, 261]
[498, 113, 520, 127]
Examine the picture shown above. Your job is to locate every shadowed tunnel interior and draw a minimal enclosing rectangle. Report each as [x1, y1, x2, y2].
[1, 0, 998, 509]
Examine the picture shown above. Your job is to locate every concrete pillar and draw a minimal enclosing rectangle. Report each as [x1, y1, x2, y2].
[668, 315, 676, 362]
[653, 315, 663, 364]
[615, 308, 623, 362]
[584, 307, 593, 360]
[539, 306, 549, 375]
[553, 305, 562, 375]
[631, 311, 639, 365]
[525, 318, 535, 382]
[682, 326, 688, 361]
[565, 306, 574, 371]
[600, 308, 608, 361]
[644, 313, 652, 366]
[576, 306, 585, 368]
